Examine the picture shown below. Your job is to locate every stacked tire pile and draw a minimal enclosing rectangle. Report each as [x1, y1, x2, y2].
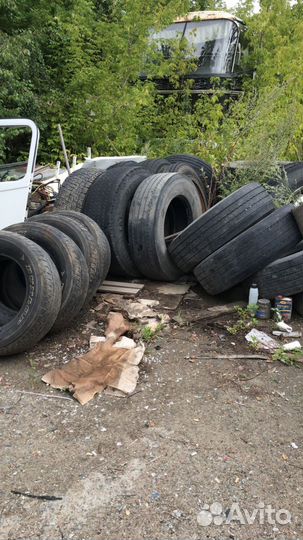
[0, 212, 110, 356]
[169, 182, 303, 315]
[55, 154, 213, 281]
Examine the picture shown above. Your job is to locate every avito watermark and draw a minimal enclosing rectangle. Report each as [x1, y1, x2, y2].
[197, 502, 291, 527]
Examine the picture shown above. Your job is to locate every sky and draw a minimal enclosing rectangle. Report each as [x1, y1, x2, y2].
[225, 0, 260, 12]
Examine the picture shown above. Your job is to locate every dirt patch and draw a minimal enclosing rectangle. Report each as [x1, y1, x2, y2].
[0, 289, 303, 540]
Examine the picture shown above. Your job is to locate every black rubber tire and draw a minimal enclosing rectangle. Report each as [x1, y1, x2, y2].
[294, 293, 303, 316]
[169, 183, 275, 272]
[106, 160, 139, 171]
[55, 168, 103, 211]
[165, 154, 213, 181]
[166, 161, 209, 210]
[0, 232, 62, 356]
[194, 205, 301, 295]
[83, 165, 151, 276]
[143, 159, 171, 174]
[128, 172, 203, 281]
[52, 210, 111, 283]
[283, 162, 303, 191]
[253, 251, 303, 299]
[5, 222, 89, 331]
[29, 214, 100, 301]
[292, 206, 303, 236]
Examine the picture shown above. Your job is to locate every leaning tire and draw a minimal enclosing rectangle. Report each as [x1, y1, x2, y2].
[143, 159, 171, 174]
[166, 161, 209, 210]
[5, 222, 89, 331]
[169, 183, 275, 272]
[254, 251, 303, 298]
[55, 168, 103, 211]
[292, 206, 303, 236]
[165, 154, 213, 181]
[29, 214, 101, 301]
[294, 293, 303, 316]
[128, 172, 203, 281]
[83, 165, 151, 276]
[0, 232, 61, 356]
[194, 205, 301, 295]
[52, 210, 111, 283]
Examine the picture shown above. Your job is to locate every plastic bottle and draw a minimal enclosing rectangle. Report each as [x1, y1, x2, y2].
[248, 283, 259, 306]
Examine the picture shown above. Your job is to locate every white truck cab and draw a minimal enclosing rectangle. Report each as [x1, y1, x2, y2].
[0, 119, 39, 229]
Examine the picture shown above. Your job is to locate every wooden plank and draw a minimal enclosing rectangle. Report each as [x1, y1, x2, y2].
[102, 280, 145, 290]
[97, 285, 141, 295]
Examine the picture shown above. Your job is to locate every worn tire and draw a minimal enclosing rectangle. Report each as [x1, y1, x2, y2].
[284, 162, 303, 191]
[52, 210, 111, 283]
[292, 206, 303, 236]
[169, 183, 275, 272]
[143, 158, 171, 174]
[165, 154, 213, 181]
[83, 165, 151, 276]
[128, 172, 203, 281]
[0, 232, 61, 356]
[294, 293, 303, 316]
[55, 168, 103, 211]
[194, 205, 301, 295]
[29, 214, 100, 301]
[5, 222, 89, 331]
[166, 161, 208, 210]
[253, 251, 303, 299]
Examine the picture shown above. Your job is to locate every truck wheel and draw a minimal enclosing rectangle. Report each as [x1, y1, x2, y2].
[166, 161, 209, 211]
[292, 206, 303, 236]
[169, 183, 275, 272]
[143, 159, 171, 173]
[254, 251, 303, 299]
[83, 166, 151, 276]
[165, 154, 213, 182]
[0, 232, 61, 356]
[128, 172, 203, 281]
[52, 210, 111, 283]
[5, 222, 89, 331]
[294, 292, 303, 316]
[29, 214, 100, 301]
[193, 205, 301, 295]
[55, 168, 103, 211]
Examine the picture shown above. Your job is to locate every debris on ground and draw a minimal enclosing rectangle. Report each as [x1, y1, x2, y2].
[245, 329, 279, 351]
[42, 313, 145, 404]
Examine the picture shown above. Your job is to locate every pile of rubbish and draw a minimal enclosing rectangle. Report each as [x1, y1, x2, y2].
[1, 151, 303, 357]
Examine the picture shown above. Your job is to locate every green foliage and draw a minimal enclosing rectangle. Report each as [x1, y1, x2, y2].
[226, 306, 258, 335]
[141, 322, 164, 342]
[272, 347, 303, 366]
[1, 0, 303, 175]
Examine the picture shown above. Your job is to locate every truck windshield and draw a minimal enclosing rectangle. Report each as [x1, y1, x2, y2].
[151, 19, 239, 75]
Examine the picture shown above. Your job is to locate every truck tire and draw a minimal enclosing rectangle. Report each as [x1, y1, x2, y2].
[169, 183, 275, 272]
[254, 251, 303, 298]
[294, 293, 303, 316]
[128, 172, 203, 281]
[5, 222, 89, 331]
[194, 205, 301, 295]
[29, 214, 100, 301]
[165, 154, 213, 182]
[284, 162, 303, 190]
[143, 159, 171, 173]
[292, 206, 303, 236]
[166, 161, 209, 210]
[0, 232, 61, 356]
[83, 165, 151, 276]
[55, 168, 103, 211]
[52, 210, 111, 283]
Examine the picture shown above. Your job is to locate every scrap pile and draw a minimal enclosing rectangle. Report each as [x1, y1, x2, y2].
[0, 152, 303, 357]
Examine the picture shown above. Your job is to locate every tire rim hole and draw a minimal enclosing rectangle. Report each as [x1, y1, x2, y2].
[164, 196, 193, 240]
